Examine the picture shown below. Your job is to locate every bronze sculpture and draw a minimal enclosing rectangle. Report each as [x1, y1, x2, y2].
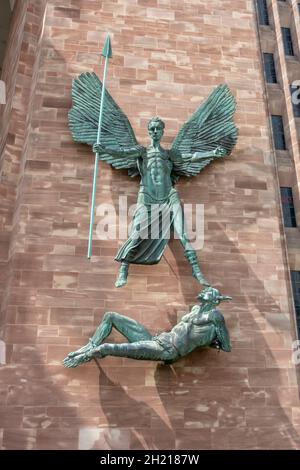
[69, 73, 238, 288]
[63, 287, 232, 368]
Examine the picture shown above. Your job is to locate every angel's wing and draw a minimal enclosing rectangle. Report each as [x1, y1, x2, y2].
[69, 72, 142, 170]
[171, 84, 238, 178]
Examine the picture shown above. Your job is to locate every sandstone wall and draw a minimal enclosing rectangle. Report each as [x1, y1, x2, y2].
[0, 0, 299, 450]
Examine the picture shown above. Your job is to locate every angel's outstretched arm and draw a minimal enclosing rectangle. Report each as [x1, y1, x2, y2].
[93, 143, 143, 159]
[186, 146, 227, 163]
[92, 143, 144, 170]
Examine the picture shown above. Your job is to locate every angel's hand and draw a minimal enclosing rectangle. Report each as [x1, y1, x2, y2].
[214, 146, 227, 158]
[93, 143, 106, 154]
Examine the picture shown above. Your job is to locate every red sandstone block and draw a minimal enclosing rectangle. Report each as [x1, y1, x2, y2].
[54, 7, 80, 19]
[246, 406, 292, 427]
[53, 272, 78, 289]
[2, 428, 36, 450]
[175, 429, 211, 450]
[22, 414, 60, 430]
[26, 160, 51, 172]
[97, 366, 146, 387]
[104, 405, 151, 428]
[253, 425, 300, 449]
[3, 306, 17, 324]
[10, 344, 47, 364]
[37, 336, 67, 346]
[16, 306, 49, 325]
[7, 383, 58, 406]
[43, 254, 109, 273]
[266, 387, 300, 407]
[292, 408, 300, 426]
[248, 368, 289, 387]
[0, 407, 23, 428]
[25, 244, 54, 254]
[50, 307, 94, 326]
[185, 405, 246, 429]
[78, 273, 116, 290]
[60, 416, 103, 428]
[212, 426, 259, 450]
[47, 345, 73, 364]
[5, 325, 37, 344]
[138, 0, 158, 6]
[58, 326, 83, 337]
[36, 428, 79, 450]
[47, 406, 78, 417]
[20, 271, 53, 288]
[265, 349, 294, 367]
[12, 253, 43, 270]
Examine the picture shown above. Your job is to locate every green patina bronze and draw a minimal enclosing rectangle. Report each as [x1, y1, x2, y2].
[63, 287, 232, 367]
[87, 35, 112, 259]
[69, 62, 238, 288]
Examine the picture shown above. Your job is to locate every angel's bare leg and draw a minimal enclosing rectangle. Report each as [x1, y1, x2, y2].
[115, 262, 129, 288]
[66, 311, 152, 359]
[173, 204, 210, 286]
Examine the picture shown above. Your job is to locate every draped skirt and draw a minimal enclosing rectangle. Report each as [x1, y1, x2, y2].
[115, 189, 181, 265]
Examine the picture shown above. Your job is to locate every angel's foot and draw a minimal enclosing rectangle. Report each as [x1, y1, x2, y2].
[115, 262, 129, 288]
[115, 275, 127, 288]
[67, 338, 97, 358]
[192, 266, 210, 287]
[185, 250, 210, 287]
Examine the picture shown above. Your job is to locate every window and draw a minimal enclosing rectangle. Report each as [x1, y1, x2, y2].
[257, 0, 269, 25]
[280, 187, 297, 227]
[271, 115, 286, 150]
[291, 271, 300, 337]
[263, 53, 277, 83]
[282, 28, 294, 56]
[0, 0, 13, 74]
[291, 84, 300, 117]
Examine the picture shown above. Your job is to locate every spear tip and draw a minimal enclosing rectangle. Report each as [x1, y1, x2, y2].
[102, 34, 112, 59]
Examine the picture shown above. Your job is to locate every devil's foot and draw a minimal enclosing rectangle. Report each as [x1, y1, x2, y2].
[63, 352, 92, 368]
[67, 340, 95, 358]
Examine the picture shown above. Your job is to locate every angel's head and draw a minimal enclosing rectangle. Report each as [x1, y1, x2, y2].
[148, 117, 165, 143]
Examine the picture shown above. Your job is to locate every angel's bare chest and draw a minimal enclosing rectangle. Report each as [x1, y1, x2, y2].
[138, 149, 173, 200]
[142, 150, 172, 181]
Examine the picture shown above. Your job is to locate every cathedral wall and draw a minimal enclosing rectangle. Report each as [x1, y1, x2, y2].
[0, 0, 299, 450]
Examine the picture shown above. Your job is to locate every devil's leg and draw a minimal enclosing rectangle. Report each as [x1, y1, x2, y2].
[66, 311, 152, 359]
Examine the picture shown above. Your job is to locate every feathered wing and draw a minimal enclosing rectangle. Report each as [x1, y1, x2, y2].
[171, 84, 238, 178]
[69, 72, 143, 170]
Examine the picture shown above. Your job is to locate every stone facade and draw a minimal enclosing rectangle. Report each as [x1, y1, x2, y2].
[0, 0, 299, 450]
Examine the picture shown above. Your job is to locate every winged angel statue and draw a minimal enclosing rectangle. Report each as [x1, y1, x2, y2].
[69, 73, 238, 288]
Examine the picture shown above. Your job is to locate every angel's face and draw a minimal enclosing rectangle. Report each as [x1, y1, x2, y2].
[148, 122, 164, 143]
